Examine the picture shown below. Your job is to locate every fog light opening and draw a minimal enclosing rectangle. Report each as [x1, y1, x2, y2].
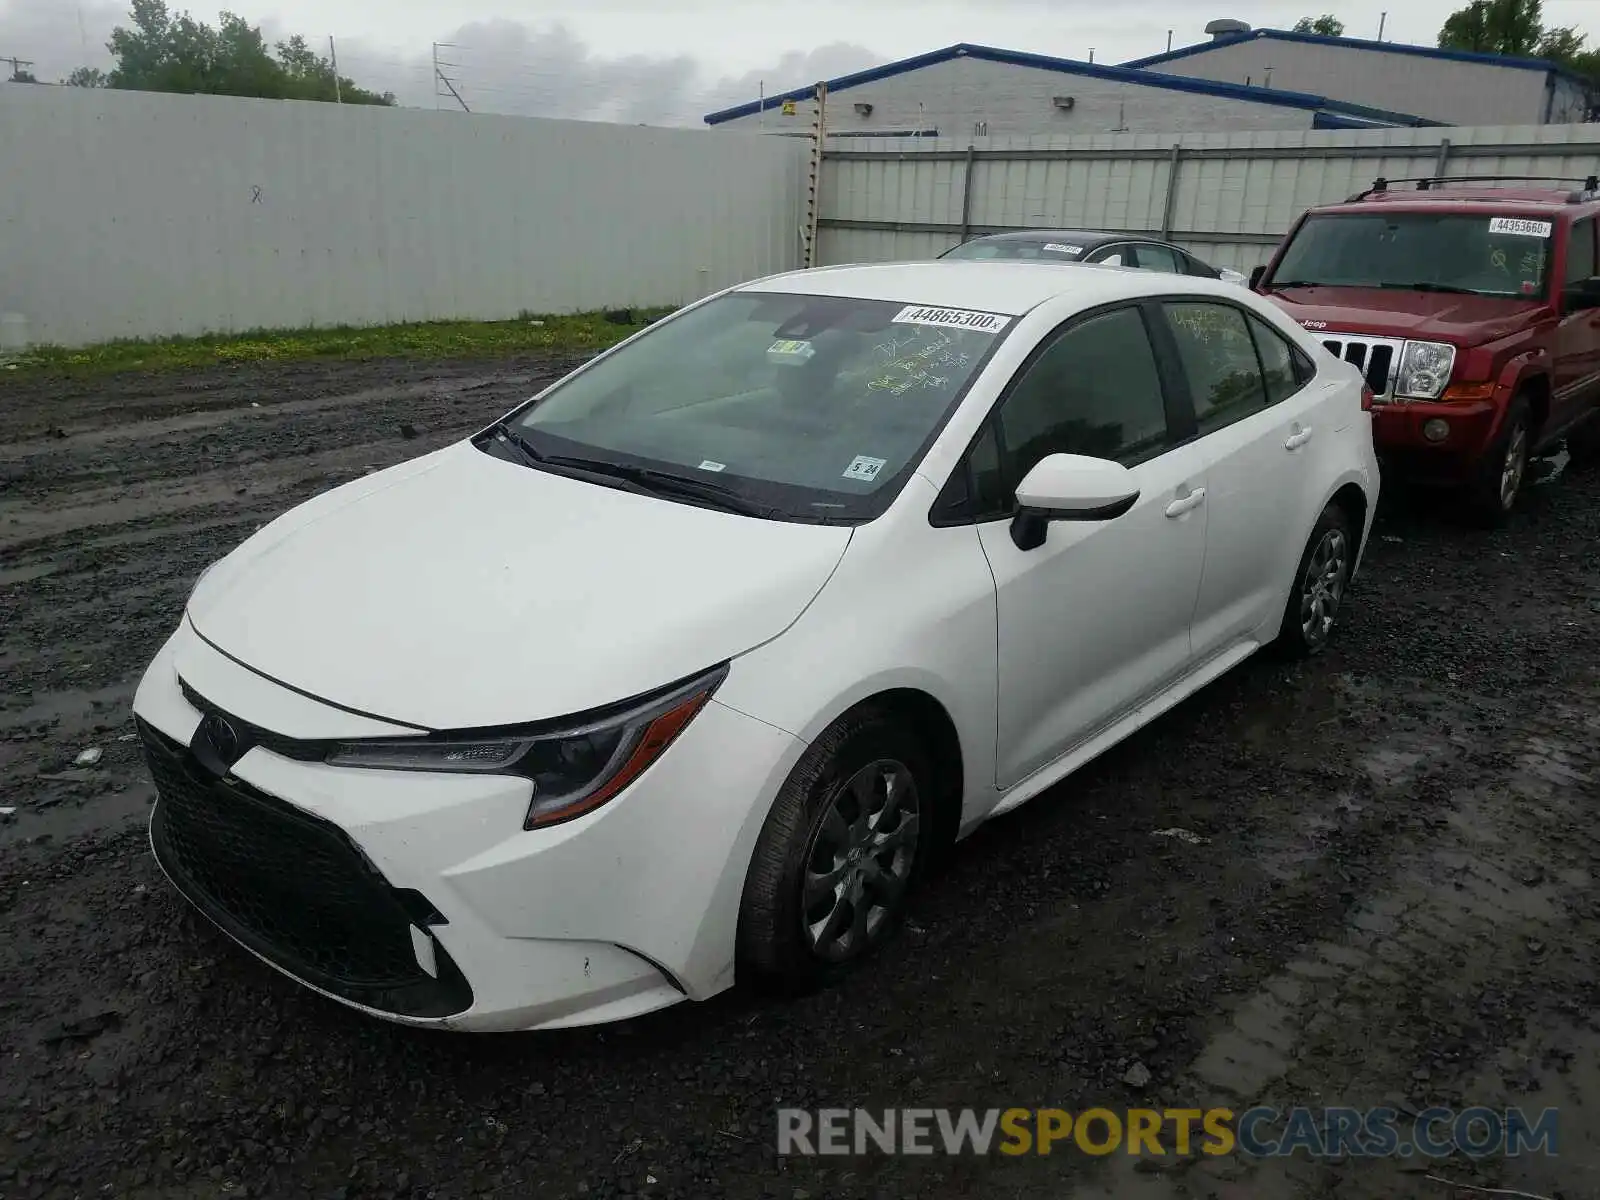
[1423, 418, 1450, 443]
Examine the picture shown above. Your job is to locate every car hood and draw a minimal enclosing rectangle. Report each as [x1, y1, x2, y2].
[1265, 286, 1546, 344]
[186, 440, 853, 730]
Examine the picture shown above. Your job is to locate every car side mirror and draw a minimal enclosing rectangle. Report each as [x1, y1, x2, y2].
[1009, 453, 1140, 551]
[1564, 277, 1600, 311]
[1249, 265, 1267, 290]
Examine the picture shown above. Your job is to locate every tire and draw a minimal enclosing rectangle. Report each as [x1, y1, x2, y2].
[1568, 413, 1600, 470]
[1277, 501, 1357, 659]
[1464, 396, 1531, 526]
[737, 707, 931, 994]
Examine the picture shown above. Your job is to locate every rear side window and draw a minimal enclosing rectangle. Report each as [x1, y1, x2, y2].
[1566, 219, 1596, 284]
[1134, 244, 1184, 274]
[1246, 313, 1307, 404]
[1161, 302, 1269, 433]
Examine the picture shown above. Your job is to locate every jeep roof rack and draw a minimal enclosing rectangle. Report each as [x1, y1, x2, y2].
[1345, 174, 1600, 203]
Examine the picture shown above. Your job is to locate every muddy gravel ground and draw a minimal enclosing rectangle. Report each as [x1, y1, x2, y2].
[3, 355, 1599, 1200]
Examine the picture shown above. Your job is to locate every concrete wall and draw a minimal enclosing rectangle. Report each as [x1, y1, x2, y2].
[0, 84, 809, 347]
[1142, 40, 1556, 127]
[818, 123, 1600, 275]
[710, 55, 1321, 141]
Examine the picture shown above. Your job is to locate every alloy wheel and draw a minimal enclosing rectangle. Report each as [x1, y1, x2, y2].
[1299, 528, 1349, 649]
[1500, 420, 1528, 511]
[801, 759, 920, 963]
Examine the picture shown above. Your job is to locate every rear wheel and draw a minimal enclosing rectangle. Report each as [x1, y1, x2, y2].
[1277, 502, 1356, 659]
[737, 708, 930, 994]
[1464, 396, 1531, 526]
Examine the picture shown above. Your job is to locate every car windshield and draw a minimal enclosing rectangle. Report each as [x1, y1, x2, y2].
[1267, 212, 1553, 298]
[942, 238, 1087, 261]
[501, 291, 1012, 523]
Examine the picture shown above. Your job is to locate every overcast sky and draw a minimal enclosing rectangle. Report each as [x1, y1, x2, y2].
[4, 0, 1600, 125]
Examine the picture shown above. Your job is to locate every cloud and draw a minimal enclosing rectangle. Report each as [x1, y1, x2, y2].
[347, 22, 880, 125]
[0, 0, 879, 126]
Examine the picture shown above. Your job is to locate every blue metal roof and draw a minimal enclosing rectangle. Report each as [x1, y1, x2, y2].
[701, 42, 1442, 127]
[1123, 27, 1591, 88]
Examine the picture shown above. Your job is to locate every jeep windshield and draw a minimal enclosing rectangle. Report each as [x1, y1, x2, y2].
[1266, 212, 1553, 300]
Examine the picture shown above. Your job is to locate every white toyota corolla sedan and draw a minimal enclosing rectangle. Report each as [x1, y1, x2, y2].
[133, 261, 1379, 1032]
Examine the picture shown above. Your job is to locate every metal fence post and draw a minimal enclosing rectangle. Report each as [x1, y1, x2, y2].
[958, 144, 978, 243]
[1160, 144, 1183, 239]
[1433, 137, 1452, 180]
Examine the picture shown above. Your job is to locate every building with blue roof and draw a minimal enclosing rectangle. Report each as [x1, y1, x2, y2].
[702, 43, 1442, 138]
[1123, 19, 1594, 128]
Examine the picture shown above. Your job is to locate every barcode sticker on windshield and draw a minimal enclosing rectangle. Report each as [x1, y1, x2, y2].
[1489, 217, 1553, 238]
[1042, 243, 1083, 255]
[891, 305, 1011, 333]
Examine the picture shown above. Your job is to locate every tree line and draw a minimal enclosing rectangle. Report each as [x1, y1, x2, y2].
[34, 0, 393, 104]
[1295, 1, 1600, 86]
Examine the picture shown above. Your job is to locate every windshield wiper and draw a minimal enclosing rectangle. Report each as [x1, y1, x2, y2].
[1378, 282, 1479, 295]
[481, 420, 546, 466]
[1270, 280, 1323, 289]
[539, 455, 783, 519]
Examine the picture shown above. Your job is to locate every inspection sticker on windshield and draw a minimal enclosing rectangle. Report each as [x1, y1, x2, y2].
[1042, 243, 1083, 255]
[842, 455, 887, 482]
[891, 305, 1010, 333]
[1489, 217, 1553, 238]
[697, 460, 726, 472]
[767, 338, 816, 365]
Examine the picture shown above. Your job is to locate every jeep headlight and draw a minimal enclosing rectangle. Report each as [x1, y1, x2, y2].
[1395, 341, 1456, 400]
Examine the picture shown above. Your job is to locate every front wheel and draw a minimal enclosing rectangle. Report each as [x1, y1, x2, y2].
[1464, 397, 1531, 525]
[1277, 502, 1356, 658]
[737, 708, 930, 994]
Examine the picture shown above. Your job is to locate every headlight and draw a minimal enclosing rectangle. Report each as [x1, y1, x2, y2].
[1395, 340, 1456, 400]
[325, 664, 728, 830]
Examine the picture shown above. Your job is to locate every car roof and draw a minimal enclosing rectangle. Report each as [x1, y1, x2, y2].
[1313, 185, 1594, 218]
[738, 260, 1231, 317]
[961, 230, 1154, 248]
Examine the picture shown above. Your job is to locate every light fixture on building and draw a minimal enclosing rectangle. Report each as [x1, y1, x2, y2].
[1052, 95, 1076, 110]
[854, 101, 873, 116]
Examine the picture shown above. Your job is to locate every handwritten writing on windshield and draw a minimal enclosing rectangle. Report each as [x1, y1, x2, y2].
[868, 332, 964, 395]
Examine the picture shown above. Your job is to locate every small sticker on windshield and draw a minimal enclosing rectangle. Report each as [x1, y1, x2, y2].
[1042, 243, 1083, 255]
[891, 305, 1010, 333]
[842, 455, 887, 482]
[1489, 217, 1553, 238]
[697, 460, 727, 472]
[767, 338, 815, 365]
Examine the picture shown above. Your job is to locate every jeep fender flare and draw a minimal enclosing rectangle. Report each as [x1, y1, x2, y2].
[1489, 350, 1552, 442]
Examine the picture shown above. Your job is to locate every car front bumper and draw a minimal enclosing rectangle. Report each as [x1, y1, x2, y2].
[1370, 400, 1501, 483]
[132, 623, 805, 1032]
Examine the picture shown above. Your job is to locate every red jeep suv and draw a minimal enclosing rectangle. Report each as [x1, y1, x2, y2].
[1252, 176, 1600, 522]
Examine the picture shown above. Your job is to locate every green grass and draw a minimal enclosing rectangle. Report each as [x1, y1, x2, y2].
[3, 307, 678, 379]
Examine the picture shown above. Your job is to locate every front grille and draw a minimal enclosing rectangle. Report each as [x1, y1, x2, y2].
[139, 717, 472, 1018]
[179, 678, 325, 761]
[1320, 335, 1404, 401]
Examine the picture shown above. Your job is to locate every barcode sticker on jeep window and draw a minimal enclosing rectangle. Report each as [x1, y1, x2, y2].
[891, 305, 1011, 333]
[1489, 217, 1553, 238]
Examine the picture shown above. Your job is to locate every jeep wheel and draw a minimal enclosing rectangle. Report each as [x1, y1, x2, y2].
[1465, 396, 1530, 527]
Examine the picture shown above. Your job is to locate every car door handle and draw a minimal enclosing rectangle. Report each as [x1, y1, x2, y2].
[1165, 488, 1206, 518]
[1285, 427, 1315, 451]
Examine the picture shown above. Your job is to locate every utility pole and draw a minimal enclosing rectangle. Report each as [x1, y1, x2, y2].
[1167, 30, 1174, 52]
[432, 41, 469, 112]
[1378, 12, 1387, 41]
[329, 36, 342, 103]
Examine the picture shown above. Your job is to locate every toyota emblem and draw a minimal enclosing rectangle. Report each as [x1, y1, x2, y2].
[204, 714, 241, 763]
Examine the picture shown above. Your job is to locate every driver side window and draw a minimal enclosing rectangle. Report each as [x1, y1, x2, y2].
[994, 307, 1173, 489]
